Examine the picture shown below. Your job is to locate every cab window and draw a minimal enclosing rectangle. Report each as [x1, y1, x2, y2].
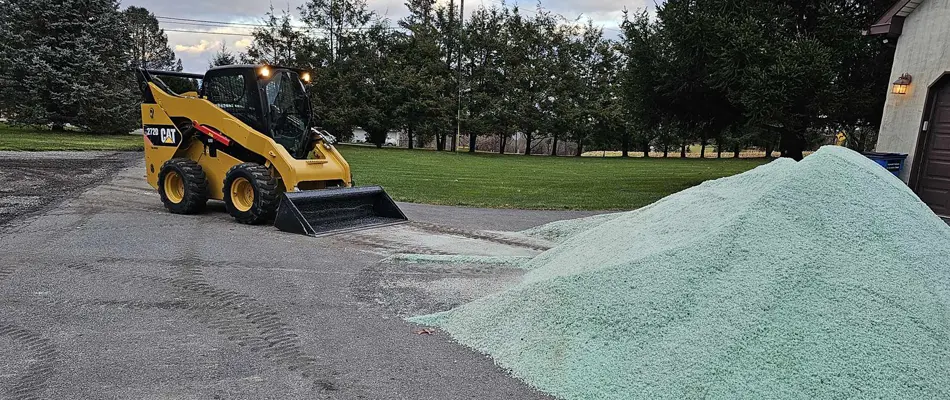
[204, 73, 260, 130]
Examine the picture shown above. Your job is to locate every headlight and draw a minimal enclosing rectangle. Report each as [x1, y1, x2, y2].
[259, 66, 270, 77]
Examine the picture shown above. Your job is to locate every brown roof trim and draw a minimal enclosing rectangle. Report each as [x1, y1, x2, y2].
[871, 0, 925, 37]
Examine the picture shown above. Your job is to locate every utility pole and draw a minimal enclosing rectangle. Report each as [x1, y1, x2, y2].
[454, 0, 464, 152]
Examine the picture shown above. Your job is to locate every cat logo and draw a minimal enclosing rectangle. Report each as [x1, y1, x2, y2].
[149, 107, 154, 120]
[161, 129, 175, 144]
[144, 125, 181, 147]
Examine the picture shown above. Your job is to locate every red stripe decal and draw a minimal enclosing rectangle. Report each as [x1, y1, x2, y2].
[192, 121, 231, 146]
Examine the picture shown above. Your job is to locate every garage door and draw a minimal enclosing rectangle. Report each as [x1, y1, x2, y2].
[916, 80, 950, 216]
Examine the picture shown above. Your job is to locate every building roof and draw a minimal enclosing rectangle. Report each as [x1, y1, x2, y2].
[870, 0, 926, 37]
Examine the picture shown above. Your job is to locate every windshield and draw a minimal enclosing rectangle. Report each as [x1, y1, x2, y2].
[263, 70, 311, 159]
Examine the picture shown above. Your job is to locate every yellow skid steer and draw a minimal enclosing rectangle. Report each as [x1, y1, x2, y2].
[134, 65, 406, 236]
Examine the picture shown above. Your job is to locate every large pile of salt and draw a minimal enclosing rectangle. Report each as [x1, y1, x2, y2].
[410, 146, 950, 399]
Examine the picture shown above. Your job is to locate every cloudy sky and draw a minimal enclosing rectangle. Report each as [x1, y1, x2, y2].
[120, 0, 656, 71]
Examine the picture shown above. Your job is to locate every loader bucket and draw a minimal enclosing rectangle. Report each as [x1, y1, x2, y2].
[273, 186, 407, 236]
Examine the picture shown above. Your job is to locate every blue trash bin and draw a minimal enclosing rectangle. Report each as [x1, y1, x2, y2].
[863, 152, 907, 177]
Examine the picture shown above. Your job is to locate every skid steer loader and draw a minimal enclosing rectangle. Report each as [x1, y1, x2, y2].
[134, 65, 406, 236]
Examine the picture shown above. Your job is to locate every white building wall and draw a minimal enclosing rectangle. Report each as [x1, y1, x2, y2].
[876, 0, 950, 182]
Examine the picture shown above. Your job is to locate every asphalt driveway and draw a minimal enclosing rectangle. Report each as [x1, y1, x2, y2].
[0, 151, 597, 399]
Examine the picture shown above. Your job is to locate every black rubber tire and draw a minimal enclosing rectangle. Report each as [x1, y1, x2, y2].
[223, 162, 279, 224]
[158, 158, 208, 214]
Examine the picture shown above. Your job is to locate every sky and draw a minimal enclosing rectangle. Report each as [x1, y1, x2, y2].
[120, 0, 656, 71]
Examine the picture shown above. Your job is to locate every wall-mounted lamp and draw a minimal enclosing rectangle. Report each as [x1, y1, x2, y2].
[892, 73, 912, 95]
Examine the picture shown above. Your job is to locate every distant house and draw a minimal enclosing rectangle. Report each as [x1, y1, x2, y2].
[349, 127, 401, 146]
[872, 0, 950, 215]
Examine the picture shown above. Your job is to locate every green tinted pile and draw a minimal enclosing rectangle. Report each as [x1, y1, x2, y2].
[410, 147, 950, 399]
[520, 212, 623, 244]
[383, 254, 534, 268]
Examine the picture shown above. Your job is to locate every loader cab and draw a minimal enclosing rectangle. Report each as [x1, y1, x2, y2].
[201, 65, 314, 159]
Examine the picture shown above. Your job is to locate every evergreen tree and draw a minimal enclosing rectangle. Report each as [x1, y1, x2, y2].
[0, 0, 138, 133]
[230, 0, 894, 156]
[505, 6, 554, 155]
[123, 6, 176, 70]
[244, 7, 311, 66]
[566, 22, 610, 157]
[298, 0, 377, 141]
[590, 37, 626, 156]
[650, 0, 894, 160]
[653, 0, 740, 159]
[300, 0, 374, 64]
[163, 58, 199, 94]
[459, 5, 510, 152]
[432, 1, 463, 151]
[543, 21, 581, 156]
[209, 43, 237, 68]
[621, 9, 662, 157]
[396, 0, 450, 149]
[359, 19, 401, 148]
[821, 0, 896, 152]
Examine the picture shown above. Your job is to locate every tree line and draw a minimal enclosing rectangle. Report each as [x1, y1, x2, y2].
[0, 0, 895, 159]
[0, 0, 194, 133]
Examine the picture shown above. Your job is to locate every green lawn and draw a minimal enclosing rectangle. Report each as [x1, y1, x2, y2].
[0, 128, 768, 210]
[339, 145, 769, 210]
[0, 125, 144, 151]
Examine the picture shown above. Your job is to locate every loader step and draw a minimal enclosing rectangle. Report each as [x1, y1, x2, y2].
[273, 186, 407, 236]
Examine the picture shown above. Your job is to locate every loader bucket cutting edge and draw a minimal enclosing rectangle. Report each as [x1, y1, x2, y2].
[273, 186, 407, 236]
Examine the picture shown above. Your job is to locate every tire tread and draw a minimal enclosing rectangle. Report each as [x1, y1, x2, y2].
[223, 162, 279, 224]
[158, 158, 208, 214]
